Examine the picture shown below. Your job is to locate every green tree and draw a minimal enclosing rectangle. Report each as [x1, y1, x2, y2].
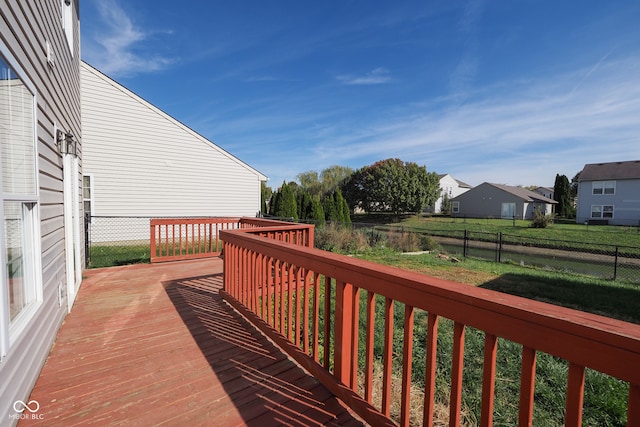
[320, 165, 354, 195]
[335, 189, 351, 224]
[310, 196, 325, 226]
[553, 174, 573, 218]
[297, 170, 322, 197]
[272, 181, 298, 219]
[261, 182, 272, 215]
[342, 158, 440, 217]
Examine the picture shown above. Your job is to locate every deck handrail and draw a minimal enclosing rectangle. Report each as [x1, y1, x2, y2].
[219, 226, 640, 426]
[150, 217, 314, 263]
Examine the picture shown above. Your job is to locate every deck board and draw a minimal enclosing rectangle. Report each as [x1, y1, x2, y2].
[19, 259, 363, 426]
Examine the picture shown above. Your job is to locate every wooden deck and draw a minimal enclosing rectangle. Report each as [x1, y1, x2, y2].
[20, 259, 364, 426]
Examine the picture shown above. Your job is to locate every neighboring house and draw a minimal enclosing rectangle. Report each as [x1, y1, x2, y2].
[428, 174, 472, 213]
[81, 62, 268, 242]
[533, 186, 554, 200]
[451, 182, 557, 220]
[1, 1, 83, 423]
[576, 160, 640, 226]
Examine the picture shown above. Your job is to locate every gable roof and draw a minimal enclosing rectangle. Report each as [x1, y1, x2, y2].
[487, 183, 557, 203]
[437, 173, 472, 188]
[578, 160, 640, 181]
[80, 61, 267, 181]
[456, 179, 472, 188]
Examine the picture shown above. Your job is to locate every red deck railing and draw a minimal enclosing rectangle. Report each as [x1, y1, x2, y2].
[150, 217, 314, 263]
[219, 222, 640, 426]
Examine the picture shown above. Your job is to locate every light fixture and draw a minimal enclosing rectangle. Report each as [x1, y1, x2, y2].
[57, 129, 77, 157]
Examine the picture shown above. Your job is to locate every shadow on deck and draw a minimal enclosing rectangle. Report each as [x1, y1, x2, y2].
[20, 259, 363, 426]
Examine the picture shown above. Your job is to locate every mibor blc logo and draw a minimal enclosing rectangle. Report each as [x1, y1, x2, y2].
[10, 400, 44, 421]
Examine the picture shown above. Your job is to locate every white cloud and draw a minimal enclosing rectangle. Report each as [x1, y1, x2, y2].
[336, 67, 392, 85]
[253, 55, 640, 187]
[83, 0, 175, 77]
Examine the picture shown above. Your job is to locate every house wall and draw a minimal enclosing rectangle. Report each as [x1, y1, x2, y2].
[81, 63, 266, 242]
[0, 1, 81, 424]
[452, 183, 529, 219]
[432, 174, 470, 213]
[577, 178, 640, 226]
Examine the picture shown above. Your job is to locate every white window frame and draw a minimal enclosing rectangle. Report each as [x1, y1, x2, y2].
[591, 205, 614, 219]
[83, 174, 94, 221]
[451, 201, 460, 214]
[592, 181, 615, 195]
[0, 43, 43, 358]
[61, 0, 74, 55]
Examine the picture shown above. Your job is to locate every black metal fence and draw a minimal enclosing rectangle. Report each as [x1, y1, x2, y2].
[85, 215, 640, 284]
[377, 227, 640, 284]
[85, 215, 154, 268]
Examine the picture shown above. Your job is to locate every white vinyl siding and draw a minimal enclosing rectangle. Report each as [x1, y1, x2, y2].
[81, 63, 266, 241]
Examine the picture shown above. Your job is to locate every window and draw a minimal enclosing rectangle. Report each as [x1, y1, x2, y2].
[591, 205, 614, 219]
[451, 201, 460, 213]
[82, 175, 93, 217]
[0, 46, 42, 354]
[61, 0, 74, 55]
[501, 202, 516, 219]
[592, 181, 615, 195]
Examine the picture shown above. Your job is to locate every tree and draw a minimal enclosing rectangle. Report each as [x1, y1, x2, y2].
[342, 158, 440, 217]
[272, 181, 298, 219]
[297, 170, 322, 197]
[309, 196, 325, 226]
[553, 174, 573, 218]
[261, 182, 272, 215]
[320, 165, 354, 195]
[570, 171, 581, 200]
[297, 165, 354, 197]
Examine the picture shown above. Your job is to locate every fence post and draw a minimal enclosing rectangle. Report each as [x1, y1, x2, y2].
[84, 213, 90, 267]
[614, 246, 619, 281]
[463, 230, 468, 257]
[498, 232, 502, 263]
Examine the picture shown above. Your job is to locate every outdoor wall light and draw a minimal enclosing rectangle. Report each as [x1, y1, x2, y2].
[57, 129, 77, 157]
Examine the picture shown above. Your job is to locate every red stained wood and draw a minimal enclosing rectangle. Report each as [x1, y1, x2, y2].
[19, 259, 363, 426]
[221, 226, 640, 425]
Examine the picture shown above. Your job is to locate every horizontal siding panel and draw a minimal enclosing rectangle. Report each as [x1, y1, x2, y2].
[82, 62, 264, 227]
[1, 0, 80, 423]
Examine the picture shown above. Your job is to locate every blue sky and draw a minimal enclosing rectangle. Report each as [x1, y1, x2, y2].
[81, 1, 640, 188]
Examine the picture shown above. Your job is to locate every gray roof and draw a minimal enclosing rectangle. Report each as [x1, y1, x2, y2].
[579, 160, 640, 181]
[488, 183, 557, 204]
[455, 179, 472, 188]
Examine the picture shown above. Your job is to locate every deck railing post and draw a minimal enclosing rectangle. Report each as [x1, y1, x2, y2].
[334, 280, 355, 386]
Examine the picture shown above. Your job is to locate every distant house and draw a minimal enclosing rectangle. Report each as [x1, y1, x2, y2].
[1, 1, 83, 423]
[533, 186, 554, 200]
[576, 160, 640, 226]
[81, 62, 268, 242]
[428, 174, 472, 213]
[450, 182, 557, 220]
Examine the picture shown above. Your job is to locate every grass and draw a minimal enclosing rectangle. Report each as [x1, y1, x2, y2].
[87, 244, 150, 268]
[357, 247, 640, 324]
[386, 215, 640, 250]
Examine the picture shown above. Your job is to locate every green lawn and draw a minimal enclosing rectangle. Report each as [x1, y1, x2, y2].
[388, 215, 640, 249]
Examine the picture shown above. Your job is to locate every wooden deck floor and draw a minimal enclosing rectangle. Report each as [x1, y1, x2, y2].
[20, 259, 364, 426]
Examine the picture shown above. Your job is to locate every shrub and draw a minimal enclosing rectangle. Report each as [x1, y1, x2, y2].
[314, 224, 369, 253]
[531, 208, 554, 228]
